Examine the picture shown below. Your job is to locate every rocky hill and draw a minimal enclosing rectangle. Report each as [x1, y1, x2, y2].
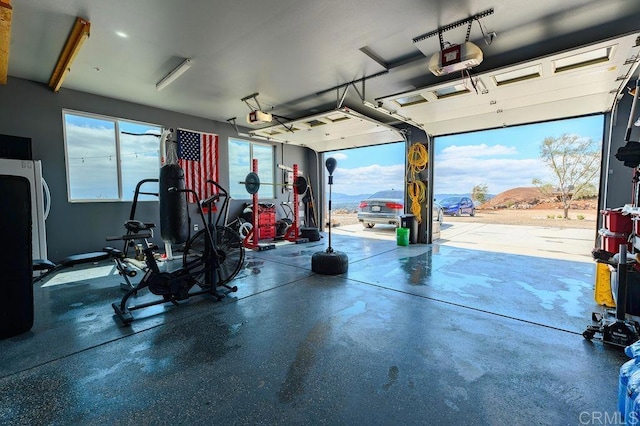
[478, 187, 597, 210]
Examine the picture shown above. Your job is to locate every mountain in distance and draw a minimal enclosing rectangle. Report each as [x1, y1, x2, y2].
[331, 192, 372, 202]
[331, 192, 496, 203]
[330, 192, 496, 213]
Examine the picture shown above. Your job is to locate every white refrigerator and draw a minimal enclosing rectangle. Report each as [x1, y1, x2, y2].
[0, 158, 50, 260]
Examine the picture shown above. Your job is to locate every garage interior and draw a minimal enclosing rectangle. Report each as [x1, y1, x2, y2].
[2, 0, 640, 423]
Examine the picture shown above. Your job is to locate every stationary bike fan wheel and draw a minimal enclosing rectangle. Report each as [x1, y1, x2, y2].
[183, 225, 245, 288]
[148, 272, 173, 296]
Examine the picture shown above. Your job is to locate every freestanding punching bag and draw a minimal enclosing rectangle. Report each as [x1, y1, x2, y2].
[311, 157, 349, 275]
[159, 163, 190, 244]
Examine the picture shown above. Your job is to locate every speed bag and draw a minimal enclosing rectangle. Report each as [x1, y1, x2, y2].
[159, 163, 189, 244]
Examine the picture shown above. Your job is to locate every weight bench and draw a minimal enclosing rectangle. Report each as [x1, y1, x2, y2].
[33, 248, 122, 284]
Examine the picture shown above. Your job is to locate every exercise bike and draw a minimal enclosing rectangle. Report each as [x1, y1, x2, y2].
[110, 182, 242, 325]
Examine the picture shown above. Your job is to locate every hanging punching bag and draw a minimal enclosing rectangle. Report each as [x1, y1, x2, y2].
[159, 163, 189, 244]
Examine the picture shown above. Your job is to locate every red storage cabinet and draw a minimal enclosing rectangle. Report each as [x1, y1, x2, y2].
[257, 204, 276, 240]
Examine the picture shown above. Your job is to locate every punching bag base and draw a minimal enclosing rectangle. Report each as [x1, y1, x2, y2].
[311, 250, 348, 275]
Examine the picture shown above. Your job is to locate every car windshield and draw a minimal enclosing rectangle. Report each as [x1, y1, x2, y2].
[440, 197, 462, 204]
[369, 190, 402, 199]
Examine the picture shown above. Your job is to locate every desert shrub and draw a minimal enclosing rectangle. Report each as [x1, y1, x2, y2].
[556, 215, 563, 219]
[547, 214, 555, 219]
[577, 215, 585, 220]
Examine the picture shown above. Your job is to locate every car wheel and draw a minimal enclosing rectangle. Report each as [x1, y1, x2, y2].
[364, 223, 375, 229]
[455, 209, 461, 217]
[470, 208, 475, 217]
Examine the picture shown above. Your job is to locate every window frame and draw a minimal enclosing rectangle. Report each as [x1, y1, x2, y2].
[228, 137, 276, 200]
[62, 109, 162, 203]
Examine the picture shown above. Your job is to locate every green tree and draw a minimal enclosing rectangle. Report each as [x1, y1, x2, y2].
[532, 133, 600, 219]
[471, 183, 489, 203]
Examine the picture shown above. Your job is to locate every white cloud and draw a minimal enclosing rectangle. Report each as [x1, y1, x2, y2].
[329, 163, 405, 195]
[324, 153, 555, 197]
[434, 156, 554, 194]
[430, 142, 557, 194]
[329, 152, 348, 161]
[439, 144, 518, 159]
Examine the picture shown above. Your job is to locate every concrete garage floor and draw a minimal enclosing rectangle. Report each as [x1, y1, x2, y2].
[0, 228, 629, 425]
[333, 220, 597, 263]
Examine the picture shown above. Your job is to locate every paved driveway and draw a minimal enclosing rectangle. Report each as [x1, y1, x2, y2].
[330, 221, 597, 263]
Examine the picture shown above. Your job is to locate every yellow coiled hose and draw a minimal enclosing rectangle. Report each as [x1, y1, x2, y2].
[406, 143, 428, 223]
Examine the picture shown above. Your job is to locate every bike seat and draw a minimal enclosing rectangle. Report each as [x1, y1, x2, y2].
[124, 220, 155, 232]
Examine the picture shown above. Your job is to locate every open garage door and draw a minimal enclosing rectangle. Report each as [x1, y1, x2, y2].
[433, 114, 604, 262]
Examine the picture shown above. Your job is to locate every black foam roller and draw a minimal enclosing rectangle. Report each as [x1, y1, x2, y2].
[0, 176, 33, 338]
[159, 163, 189, 244]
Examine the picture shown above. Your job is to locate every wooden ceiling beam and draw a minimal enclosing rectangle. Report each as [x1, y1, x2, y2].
[0, 0, 12, 85]
[48, 16, 90, 92]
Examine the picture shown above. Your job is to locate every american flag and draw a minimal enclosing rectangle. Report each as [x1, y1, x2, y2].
[177, 128, 218, 203]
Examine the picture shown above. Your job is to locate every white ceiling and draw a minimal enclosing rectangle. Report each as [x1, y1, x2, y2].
[6, 0, 640, 150]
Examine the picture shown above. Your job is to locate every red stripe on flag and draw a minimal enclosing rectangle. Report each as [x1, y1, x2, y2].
[177, 130, 218, 204]
[202, 133, 211, 200]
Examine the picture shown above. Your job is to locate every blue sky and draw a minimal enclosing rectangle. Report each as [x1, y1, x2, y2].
[325, 115, 605, 196]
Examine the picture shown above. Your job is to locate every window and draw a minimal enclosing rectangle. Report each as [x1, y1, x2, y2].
[63, 111, 162, 202]
[228, 138, 275, 199]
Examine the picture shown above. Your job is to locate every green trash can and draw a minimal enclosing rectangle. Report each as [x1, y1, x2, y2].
[396, 227, 409, 246]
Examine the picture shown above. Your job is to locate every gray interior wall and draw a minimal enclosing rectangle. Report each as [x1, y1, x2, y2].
[0, 77, 309, 259]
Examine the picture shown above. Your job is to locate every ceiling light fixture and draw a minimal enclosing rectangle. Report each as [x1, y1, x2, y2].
[156, 58, 192, 91]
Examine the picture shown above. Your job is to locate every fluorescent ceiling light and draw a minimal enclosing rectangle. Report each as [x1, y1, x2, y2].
[156, 58, 192, 91]
[553, 47, 613, 73]
[493, 65, 541, 86]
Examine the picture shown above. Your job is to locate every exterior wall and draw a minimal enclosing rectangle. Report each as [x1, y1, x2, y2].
[0, 77, 308, 259]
